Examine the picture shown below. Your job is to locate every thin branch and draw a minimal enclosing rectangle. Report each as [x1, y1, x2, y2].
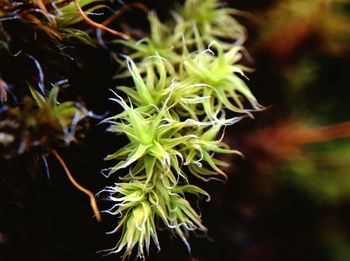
[101, 2, 149, 28]
[51, 149, 102, 222]
[73, 0, 129, 40]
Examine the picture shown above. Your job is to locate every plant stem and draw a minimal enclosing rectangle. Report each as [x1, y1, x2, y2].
[73, 0, 129, 40]
[51, 149, 102, 222]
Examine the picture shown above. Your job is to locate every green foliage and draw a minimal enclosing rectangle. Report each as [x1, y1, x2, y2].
[57, 0, 105, 27]
[282, 140, 350, 203]
[0, 0, 103, 44]
[115, 0, 247, 70]
[180, 42, 260, 118]
[101, 181, 209, 259]
[101, 0, 260, 259]
[0, 86, 86, 158]
[177, 0, 246, 46]
[115, 12, 184, 66]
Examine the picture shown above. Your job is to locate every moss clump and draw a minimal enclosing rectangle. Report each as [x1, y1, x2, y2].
[101, 0, 261, 259]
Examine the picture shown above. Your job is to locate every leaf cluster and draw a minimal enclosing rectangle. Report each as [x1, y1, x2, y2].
[0, 86, 86, 158]
[0, 0, 103, 44]
[101, 0, 260, 259]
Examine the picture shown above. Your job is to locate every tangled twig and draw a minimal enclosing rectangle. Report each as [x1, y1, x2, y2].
[73, 0, 129, 39]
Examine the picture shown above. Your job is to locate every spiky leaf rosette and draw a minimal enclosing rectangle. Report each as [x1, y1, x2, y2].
[116, 0, 246, 72]
[100, 179, 209, 259]
[117, 56, 208, 121]
[176, 0, 247, 47]
[104, 63, 242, 181]
[118, 51, 260, 123]
[114, 12, 184, 69]
[180, 42, 261, 119]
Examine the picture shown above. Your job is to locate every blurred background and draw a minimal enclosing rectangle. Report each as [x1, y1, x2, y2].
[1, 0, 350, 260]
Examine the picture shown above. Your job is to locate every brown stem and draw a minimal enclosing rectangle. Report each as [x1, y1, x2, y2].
[73, 0, 129, 40]
[51, 149, 101, 222]
[101, 2, 149, 27]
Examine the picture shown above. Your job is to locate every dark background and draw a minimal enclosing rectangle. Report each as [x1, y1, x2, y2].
[1, 0, 350, 260]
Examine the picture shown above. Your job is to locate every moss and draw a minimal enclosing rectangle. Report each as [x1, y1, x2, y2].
[101, 0, 260, 258]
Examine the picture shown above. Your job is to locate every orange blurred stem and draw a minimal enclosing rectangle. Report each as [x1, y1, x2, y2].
[294, 121, 350, 144]
[51, 149, 101, 222]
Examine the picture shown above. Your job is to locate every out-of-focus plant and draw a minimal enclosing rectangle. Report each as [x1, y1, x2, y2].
[280, 123, 350, 203]
[243, 0, 350, 198]
[0, 0, 131, 45]
[256, 0, 350, 57]
[0, 86, 84, 157]
[236, 119, 350, 202]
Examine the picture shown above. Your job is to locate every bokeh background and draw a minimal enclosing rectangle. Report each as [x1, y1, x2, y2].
[1, 0, 350, 260]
